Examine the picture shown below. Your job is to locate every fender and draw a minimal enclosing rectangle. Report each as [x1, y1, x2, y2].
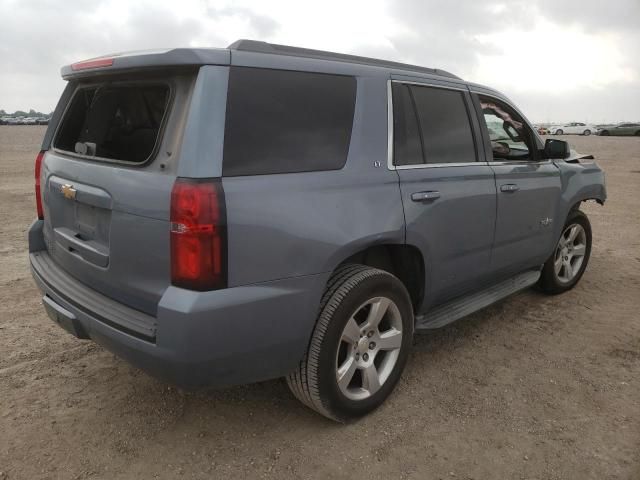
[552, 158, 606, 243]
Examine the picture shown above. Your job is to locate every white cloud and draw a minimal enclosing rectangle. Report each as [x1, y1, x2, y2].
[0, 0, 638, 122]
[473, 19, 636, 92]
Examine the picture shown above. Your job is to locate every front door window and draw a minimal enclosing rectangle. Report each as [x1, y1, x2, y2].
[479, 96, 533, 161]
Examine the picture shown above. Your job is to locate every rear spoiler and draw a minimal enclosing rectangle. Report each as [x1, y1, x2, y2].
[61, 48, 230, 80]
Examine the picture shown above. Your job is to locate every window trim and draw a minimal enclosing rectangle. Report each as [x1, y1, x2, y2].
[51, 79, 174, 167]
[387, 79, 481, 170]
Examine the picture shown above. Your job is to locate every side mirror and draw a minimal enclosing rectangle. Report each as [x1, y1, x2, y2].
[544, 138, 570, 159]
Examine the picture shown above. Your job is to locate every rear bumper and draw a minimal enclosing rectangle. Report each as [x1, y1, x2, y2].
[29, 221, 326, 389]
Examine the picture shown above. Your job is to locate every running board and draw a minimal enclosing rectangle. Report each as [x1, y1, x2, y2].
[415, 269, 541, 331]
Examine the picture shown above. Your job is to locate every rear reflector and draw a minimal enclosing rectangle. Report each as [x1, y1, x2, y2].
[170, 178, 227, 291]
[35, 151, 45, 219]
[71, 57, 114, 71]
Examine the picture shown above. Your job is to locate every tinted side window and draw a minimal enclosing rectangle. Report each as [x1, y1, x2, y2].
[410, 85, 476, 164]
[392, 83, 423, 166]
[223, 67, 356, 176]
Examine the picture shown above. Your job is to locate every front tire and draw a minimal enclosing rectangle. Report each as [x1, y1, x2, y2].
[287, 264, 414, 422]
[583, 129, 591, 136]
[538, 210, 592, 294]
[556, 129, 564, 135]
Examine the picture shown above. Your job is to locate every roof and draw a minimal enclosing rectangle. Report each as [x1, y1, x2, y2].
[227, 40, 461, 80]
[61, 39, 460, 81]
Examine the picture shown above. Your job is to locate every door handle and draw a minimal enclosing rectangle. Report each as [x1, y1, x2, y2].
[500, 184, 520, 193]
[411, 191, 441, 202]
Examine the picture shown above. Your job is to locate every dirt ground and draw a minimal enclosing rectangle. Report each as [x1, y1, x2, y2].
[0, 125, 639, 480]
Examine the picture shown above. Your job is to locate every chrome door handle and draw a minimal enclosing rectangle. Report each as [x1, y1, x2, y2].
[411, 191, 441, 202]
[500, 184, 520, 193]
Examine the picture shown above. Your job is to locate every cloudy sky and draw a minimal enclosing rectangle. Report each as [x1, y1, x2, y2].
[1, 0, 638, 123]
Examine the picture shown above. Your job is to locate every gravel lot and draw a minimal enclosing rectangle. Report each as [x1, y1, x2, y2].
[1, 125, 639, 480]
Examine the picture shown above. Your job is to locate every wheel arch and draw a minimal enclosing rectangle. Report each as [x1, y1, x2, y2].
[556, 194, 603, 233]
[333, 243, 426, 314]
[568, 192, 606, 213]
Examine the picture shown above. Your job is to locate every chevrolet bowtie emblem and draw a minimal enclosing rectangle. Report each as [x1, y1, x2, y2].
[61, 183, 77, 200]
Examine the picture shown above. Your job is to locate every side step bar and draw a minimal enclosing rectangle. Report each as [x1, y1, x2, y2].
[415, 269, 541, 331]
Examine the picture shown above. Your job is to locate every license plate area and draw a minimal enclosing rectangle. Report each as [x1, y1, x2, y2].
[45, 176, 112, 267]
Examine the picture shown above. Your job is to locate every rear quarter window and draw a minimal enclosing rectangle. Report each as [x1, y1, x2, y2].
[223, 67, 356, 176]
[54, 83, 170, 164]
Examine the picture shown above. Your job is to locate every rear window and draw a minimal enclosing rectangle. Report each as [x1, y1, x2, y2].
[54, 83, 169, 163]
[223, 67, 356, 176]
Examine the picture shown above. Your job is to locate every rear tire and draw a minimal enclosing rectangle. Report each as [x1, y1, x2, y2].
[538, 210, 592, 295]
[287, 264, 414, 422]
[583, 129, 591, 136]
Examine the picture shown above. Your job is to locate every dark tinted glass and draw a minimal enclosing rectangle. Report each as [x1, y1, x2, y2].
[223, 67, 356, 176]
[410, 85, 476, 164]
[392, 83, 423, 166]
[54, 84, 169, 163]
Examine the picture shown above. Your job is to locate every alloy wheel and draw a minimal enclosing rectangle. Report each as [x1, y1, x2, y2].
[335, 296, 403, 401]
[554, 223, 587, 283]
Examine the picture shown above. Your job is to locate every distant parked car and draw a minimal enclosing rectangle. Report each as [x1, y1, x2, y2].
[549, 122, 596, 136]
[36, 117, 49, 125]
[597, 123, 640, 136]
[22, 117, 38, 125]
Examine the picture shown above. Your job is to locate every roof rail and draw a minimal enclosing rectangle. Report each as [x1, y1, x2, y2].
[227, 39, 461, 80]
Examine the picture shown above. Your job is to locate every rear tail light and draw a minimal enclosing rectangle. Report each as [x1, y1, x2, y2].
[35, 150, 45, 219]
[170, 178, 227, 291]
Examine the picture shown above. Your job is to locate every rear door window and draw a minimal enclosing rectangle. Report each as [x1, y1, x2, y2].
[410, 85, 477, 164]
[54, 83, 170, 163]
[392, 83, 477, 166]
[223, 67, 356, 176]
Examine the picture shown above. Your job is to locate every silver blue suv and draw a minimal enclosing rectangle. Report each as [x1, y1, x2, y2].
[29, 40, 606, 421]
